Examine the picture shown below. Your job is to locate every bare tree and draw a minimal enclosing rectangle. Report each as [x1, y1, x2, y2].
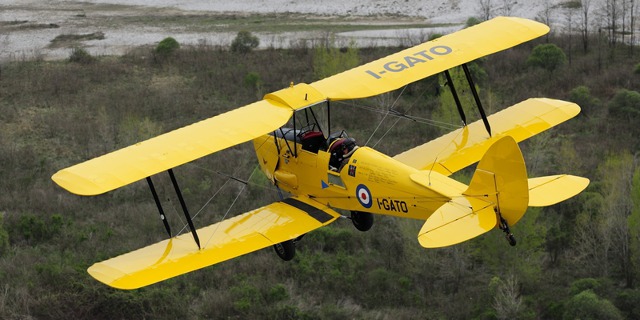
[536, 0, 554, 42]
[580, 0, 593, 52]
[630, 0, 636, 53]
[601, 0, 621, 46]
[500, 0, 516, 16]
[492, 275, 523, 320]
[565, 5, 576, 65]
[478, 0, 493, 21]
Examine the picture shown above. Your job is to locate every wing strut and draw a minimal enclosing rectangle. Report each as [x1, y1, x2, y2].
[444, 70, 467, 126]
[462, 64, 491, 136]
[168, 169, 201, 249]
[327, 100, 331, 135]
[146, 177, 172, 238]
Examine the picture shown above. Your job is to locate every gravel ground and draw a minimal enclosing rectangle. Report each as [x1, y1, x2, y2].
[0, 0, 590, 61]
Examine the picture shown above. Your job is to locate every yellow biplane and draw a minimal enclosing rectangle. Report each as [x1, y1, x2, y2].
[52, 17, 589, 290]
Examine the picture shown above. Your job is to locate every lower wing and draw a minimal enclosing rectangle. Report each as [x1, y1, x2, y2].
[393, 98, 581, 175]
[88, 196, 340, 290]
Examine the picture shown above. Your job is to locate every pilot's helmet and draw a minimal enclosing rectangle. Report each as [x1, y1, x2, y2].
[341, 138, 357, 157]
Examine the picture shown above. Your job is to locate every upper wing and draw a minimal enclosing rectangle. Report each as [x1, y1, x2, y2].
[52, 99, 292, 196]
[309, 16, 549, 101]
[393, 98, 581, 175]
[88, 196, 340, 289]
[52, 17, 549, 196]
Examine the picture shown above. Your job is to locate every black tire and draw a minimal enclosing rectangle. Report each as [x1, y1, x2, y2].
[507, 234, 517, 246]
[273, 240, 295, 261]
[351, 211, 374, 232]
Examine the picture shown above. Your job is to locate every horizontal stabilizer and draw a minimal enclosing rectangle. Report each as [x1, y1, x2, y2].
[528, 175, 589, 207]
[88, 197, 339, 289]
[418, 197, 496, 248]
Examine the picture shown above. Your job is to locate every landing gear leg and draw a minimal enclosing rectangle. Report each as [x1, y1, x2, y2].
[498, 216, 517, 247]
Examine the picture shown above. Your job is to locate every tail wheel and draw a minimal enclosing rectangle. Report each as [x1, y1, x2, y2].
[273, 240, 295, 261]
[351, 211, 374, 232]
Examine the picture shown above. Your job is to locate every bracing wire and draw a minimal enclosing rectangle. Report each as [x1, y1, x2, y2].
[203, 165, 259, 249]
[371, 85, 433, 149]
[363, 85, 408, 146]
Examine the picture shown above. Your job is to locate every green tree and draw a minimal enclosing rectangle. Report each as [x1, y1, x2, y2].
[312, 37, 359, 80]
[574, 153, 636, 283]
[231, 31, 259, 54]
[563, 290, 623, 320]
[628, 168, 640, 287]
[608, 89, 640, 121]
[527, 43, 567, 72]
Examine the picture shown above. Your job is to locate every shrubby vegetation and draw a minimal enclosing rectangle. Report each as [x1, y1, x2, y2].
[231, 30, 260, 54]
[155, 37, 180, 56]
[527, 43, 567, 72]
[1, 20, 640, 319]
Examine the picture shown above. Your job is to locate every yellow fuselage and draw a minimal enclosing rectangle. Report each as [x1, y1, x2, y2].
[253, 133, 466, 220]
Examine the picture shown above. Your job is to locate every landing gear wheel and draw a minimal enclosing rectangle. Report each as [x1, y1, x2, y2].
[273, 240, 295, 261]
[351, 211, 374, 232]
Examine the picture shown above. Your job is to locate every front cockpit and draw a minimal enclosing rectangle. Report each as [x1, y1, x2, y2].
[270, 128, 359, 172]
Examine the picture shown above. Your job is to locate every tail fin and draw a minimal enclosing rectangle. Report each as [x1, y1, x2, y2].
[418, 136, 528, 248]
[464, 136, 529, 226]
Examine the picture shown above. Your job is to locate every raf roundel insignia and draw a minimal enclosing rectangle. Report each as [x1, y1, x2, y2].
[356, 184, 372, 208]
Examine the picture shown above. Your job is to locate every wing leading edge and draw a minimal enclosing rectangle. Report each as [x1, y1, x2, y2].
[310, 16, 549, 101]
[52, 99, 292, 196]
[88, 196, 340, 289]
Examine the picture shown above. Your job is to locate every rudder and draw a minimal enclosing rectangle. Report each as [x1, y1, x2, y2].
[464, 136, 529, 227]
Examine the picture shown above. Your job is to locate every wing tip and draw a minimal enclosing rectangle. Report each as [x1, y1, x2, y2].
[51, 170, 106, 196]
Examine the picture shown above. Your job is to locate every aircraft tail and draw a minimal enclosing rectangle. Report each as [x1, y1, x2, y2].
[464, 135, 529, 226]
[418, 136, 528, 248]
[418, 136, 590, 248]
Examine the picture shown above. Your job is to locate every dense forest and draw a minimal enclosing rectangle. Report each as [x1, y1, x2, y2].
[1, 20, 640, 319]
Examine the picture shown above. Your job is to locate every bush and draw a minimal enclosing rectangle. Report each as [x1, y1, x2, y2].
[608, 89, 640, 120]
[634, 63, 640, 74]
[155, 37, 180, 56]
[527, 43, 567, 72]
[14, 213, 64, 245]
[466, 17, 482, 27]
[231, 31, 259, 54]
[569, 85, 600, 112]
[68, 47, 95, 64]
[244, 71, 262, 89]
